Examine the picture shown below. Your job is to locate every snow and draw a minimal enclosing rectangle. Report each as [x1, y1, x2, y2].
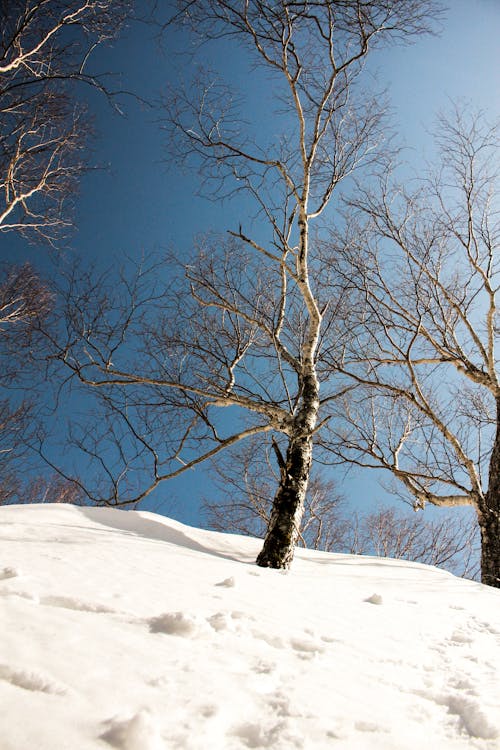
[0, 503, 499, 750]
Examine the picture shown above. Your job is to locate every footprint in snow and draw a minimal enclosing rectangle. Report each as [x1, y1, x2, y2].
[149, 609, 255, 638]
[0, 567, 20, 581]
[252, 659, 276, 675]
[412, 677, 499, 741]
[41, 594, 117, 614]
[0, 664, 66, 695]
[468, 615, 500, 636]
[230, 689, 303, 748]
[215, 576, 236, 588]
[149, 611, 205, 637]
[355, 720, 389, 734]
[0, 589, 38, 603]
[251, 629, 287, 650]
[449, 630, 474, 645]
[440, 694, 498, 741]
[364, 593, 383, 605]
[207, 611, 239, 632]
[231, 718, 302, 749]
[100, 709, 162, 750]
[289, 637, 325, 658]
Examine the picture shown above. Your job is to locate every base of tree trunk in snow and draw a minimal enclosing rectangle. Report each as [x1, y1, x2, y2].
[256, 437, 311, 569]
[256, 523, 298, 569]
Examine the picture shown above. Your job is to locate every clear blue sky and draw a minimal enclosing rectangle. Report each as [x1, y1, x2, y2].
[4, 0, 499, 525]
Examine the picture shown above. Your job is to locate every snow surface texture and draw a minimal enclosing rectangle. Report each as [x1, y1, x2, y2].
[0, 504, 499, 750]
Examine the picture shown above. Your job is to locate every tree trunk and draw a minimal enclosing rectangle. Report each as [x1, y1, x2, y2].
[478, 398, 500, 588]
[256, 432, 313, 568]
[256, 373, 319, 569]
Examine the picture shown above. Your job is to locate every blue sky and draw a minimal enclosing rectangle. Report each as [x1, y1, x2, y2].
[3, 0, 499, 526]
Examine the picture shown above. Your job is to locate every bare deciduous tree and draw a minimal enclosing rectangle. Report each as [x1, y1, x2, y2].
[53, 1, 443, 568]
[0, 470, 86, 506]
[351, 506, 480, 580]
[0, 263, 52, 494]
[203, 438, 479, 579]
[0, 2, 136, 502]
[329, 108, 500, 586]
[0, 0, 132, 244]
[0, 263, 52, 344]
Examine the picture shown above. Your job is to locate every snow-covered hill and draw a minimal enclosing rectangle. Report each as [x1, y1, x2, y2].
[0, 503, 499, 750]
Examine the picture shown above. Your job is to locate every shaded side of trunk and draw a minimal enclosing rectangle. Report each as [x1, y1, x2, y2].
[478, 397, 500, 588]
[478, 505, 500, 588]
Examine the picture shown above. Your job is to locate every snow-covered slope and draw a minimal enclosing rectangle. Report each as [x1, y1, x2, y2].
[0, 503, 499, 750]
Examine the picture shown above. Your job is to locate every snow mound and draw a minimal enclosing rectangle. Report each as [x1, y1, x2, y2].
[0, 503, 499, 750]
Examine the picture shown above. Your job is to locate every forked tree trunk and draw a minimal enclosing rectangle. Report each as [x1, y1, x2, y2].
[478, 399, 500, 588]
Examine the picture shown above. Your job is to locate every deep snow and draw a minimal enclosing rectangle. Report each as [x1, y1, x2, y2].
[0, 503, 499, 749]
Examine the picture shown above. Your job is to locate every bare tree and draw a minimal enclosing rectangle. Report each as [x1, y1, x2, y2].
[0, 262, 53, 497]
[0, 262, 52, 395]
[328, 108, 500, 586]
[53, 1, 443, 568]
[0, 2, 138, 503]
[0, 0, 132, 245]
[352, 505, 480, 579]
[203, 432, 479, 575]
[203, 440, 479, 577]
[0, 263, 52, 342]
[0, 470, 86, 506]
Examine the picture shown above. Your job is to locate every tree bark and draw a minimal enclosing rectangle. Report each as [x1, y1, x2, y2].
[478, 397, 500, 588]
[256, 373, 319, 568]
[255, 432, 313, 568]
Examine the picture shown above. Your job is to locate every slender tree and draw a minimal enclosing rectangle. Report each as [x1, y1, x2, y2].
[53, 1, 443, 568]
[328, 108, 500, 586]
